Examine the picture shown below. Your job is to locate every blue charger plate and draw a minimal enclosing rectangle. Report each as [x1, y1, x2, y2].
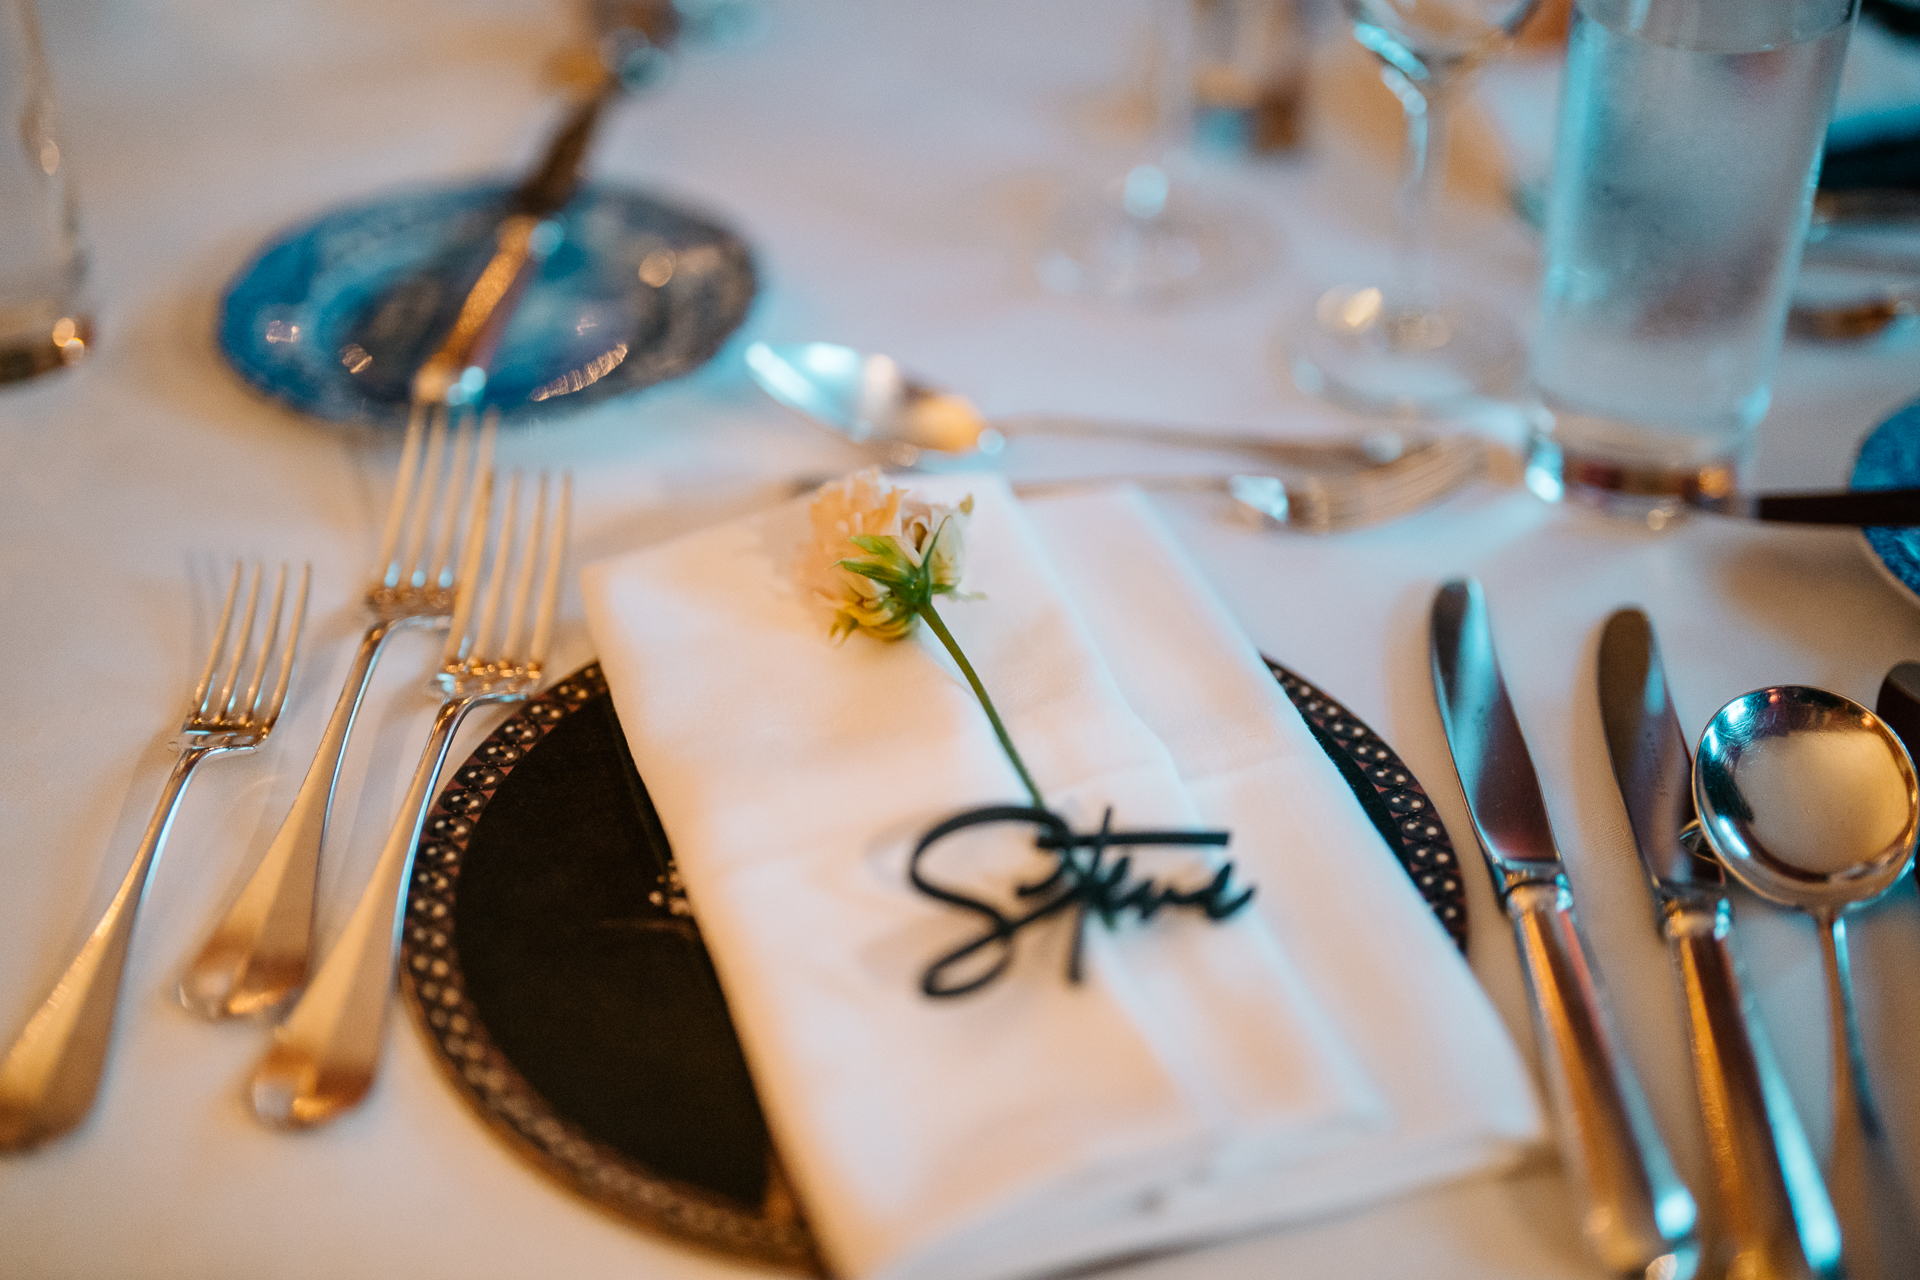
[1851, 397, 1920, 603]
[219, 180, 757, 428]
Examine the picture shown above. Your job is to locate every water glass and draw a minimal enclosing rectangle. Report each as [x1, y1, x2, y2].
[0, 0, 87, 385]
[1526, 0, 1856, 515]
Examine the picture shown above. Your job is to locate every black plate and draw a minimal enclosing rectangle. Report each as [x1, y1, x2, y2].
[399, 660, 1465, 1266]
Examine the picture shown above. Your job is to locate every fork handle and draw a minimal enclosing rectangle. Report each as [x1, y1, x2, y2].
[179, 616, 418, 1021]
[250, 694, 485, 1129]
[992, 415, 1403, 470]
[0, 747, 218, 1151]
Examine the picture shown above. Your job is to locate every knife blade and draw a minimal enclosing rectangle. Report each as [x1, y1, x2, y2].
[1430, 579, 1699, 1278]
[1598, 609, 1841, 1280]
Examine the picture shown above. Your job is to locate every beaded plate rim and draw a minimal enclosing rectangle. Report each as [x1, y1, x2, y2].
[1266, 658, 1469, 952]
[397, 662, 819, 1273]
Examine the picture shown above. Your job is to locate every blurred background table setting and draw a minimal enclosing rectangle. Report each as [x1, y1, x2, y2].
[5, 0, 1920, 1277]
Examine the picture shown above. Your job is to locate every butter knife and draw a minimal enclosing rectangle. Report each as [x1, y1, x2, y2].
[1430, 579, 1699, 1278]
[1598, 609, 1841, 1279]
[410, 6, 675, 405]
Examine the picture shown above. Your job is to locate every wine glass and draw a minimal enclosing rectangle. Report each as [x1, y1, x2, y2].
[1036, 0, 1266, 304]
[1291, 0, 1541, 413]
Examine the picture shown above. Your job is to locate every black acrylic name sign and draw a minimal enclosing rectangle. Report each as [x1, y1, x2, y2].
[907, 805, 1254, 998]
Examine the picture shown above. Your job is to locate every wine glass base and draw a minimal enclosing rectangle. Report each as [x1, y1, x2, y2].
[1288, 285, 1523, 416]
[1037, 172, 1272, 306]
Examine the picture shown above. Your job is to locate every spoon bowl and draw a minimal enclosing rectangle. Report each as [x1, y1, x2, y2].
[745, 341, 994, 467]
[1693, 683, 1920, 1279]
[1695, 685, 1917, 914]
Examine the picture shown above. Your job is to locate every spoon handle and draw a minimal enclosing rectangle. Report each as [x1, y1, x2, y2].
[1818, 914, 1920, 1280]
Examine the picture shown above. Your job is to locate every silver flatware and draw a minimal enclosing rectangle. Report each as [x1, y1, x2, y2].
[1430, 579, 1699, 1278]
[1597, 610, 1839, 1279]
[789, 435, 1485, 534]
[744, 339, 1417, 471]
[1696, 686, 1920, 1280]
[410, 5, 675, 405]
[1693, 486, 1920, 525]
[1789, 290, 1917, 341]
[1790, 189, 1920, 340]
[1105, 437, 1485, 532]
[251, 470, 570, 1129]
[178, 410, 494, 1021]
[0, 561, 309, 1151]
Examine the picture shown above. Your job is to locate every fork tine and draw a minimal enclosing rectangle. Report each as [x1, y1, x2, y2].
[237, 563, 289, 723]
[424, 411, 475, 592]
[470, 472, 523, 668]
[399, 407, 451, 589]
[212, 563, 264, 719]
[527, 472, 571, 673]
[373, 405, 428, 589]
[498, 472, 548, 664]
[458, 412, 500, 592]
[191, 561, 245, 715]
[442, 469, 496, 671]
[257, 563, 310, 731]
[433, 412, 497, 594]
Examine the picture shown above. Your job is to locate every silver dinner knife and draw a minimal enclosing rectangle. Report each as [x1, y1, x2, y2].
[1598, 609, 1841, 1279]
[1430, 579, 1700, 1278]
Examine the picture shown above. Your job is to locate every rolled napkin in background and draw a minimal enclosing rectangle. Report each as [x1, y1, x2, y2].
[582, 477, 1540, 1280]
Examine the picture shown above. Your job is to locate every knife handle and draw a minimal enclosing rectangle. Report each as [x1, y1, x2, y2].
[410, 214, 545, 405]
[1665, 900, 1841, 1279]
[1506, 880, 1700, 1277]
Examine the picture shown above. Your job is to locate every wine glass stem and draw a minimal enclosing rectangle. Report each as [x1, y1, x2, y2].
[1390, 74, 1454, 317]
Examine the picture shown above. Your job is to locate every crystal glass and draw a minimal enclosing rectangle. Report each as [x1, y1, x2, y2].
[1291, 0, 1539, 412]
[0, 0, 87, 384]
[1037, 0, 1265, 304]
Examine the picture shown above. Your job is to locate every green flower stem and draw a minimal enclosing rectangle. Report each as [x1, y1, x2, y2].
[919, 599, 1046, 809]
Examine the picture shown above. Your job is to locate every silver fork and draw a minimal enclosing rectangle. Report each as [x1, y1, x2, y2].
[1225, 434, 1486, 532]
[178, 407, 495, 1021]
[251, 470, 571, 1129]
[1006, 435, 1487, 533]
[0, 561, 310, 1152]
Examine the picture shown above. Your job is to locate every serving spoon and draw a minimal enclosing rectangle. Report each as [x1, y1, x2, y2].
[1695, 686, 1920, 1280]
[744, 341, 1417, 470]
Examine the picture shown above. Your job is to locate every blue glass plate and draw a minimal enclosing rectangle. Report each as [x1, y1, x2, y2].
[219, 180, 758, 427]
[1851, 396, 1920, 603]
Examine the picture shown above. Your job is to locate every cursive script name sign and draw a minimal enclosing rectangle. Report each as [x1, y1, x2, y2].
[908, 805, 1254, 998]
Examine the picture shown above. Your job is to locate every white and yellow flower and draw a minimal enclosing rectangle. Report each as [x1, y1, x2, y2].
[803, 468, 973, 642]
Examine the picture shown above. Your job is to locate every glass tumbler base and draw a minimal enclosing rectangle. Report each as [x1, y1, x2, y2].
[1523, 416, 1744, 529]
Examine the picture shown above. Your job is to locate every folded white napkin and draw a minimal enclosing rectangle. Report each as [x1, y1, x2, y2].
[582, 477, 1539, 1280]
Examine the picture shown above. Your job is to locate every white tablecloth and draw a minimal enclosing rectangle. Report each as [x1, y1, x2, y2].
[3, 1, 1919, 1277]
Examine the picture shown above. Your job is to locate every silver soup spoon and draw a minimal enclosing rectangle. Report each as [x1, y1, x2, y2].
[743, 340, 1414, 471]
[1695, 686, 1920, 1280]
